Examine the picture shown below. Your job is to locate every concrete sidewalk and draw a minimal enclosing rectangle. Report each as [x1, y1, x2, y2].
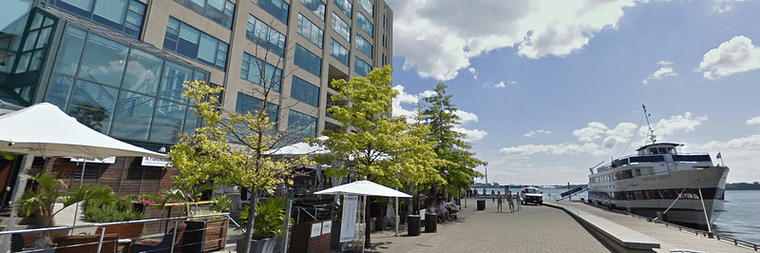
[359, 200, 612, 253]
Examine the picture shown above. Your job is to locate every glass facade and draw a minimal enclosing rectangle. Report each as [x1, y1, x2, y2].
[246, 15, 286, 57]
[331, 12, 350, 42]
[294, 44, 321, 77]
[45, 25, 207, 144]
[354, 56, 371, 76]
[330, 38, 349, 66]
[173, 0, 235, 29]
[358, 0, 373, 17]
[164, 17, 228, 71]
[236, 92, 279, 123]
[241, 52, 282, 92]
[291, 76, 319, 107]
[50, 0, 145, 38]
[357, 12, 373, 38]
[252, 0, 290, 25]
[356, 34, 372, 59]
[299, 0, 325, 21]
[297, 14, 324, 48]
[0, 8, 57, 106]
[288, 109, 317, 138]
[334, 0, 352, 19]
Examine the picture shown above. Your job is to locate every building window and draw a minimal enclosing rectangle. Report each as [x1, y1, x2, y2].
[291, 76, 319, 107]
[357, 12, 373, 38]
[299, 0, 325, 21]
[333, 0, 352, 19]
[50, 0, 145, 38]
[358, 0, 373, 17]
[252, 0, 290, 25]
[354, 56, 371, 76]
[355, 34, 372, 59]
[330, 38, 349, 66]
[288, 109, 317, 138]
[236, 92, 279, 123]
[246, 15, 286, 57]
[331, 12, 350, 42]
[241, 52, 282, 92]
[297, 14, 324, 48]
[164, 17, 228, 71]
[46, 25, 207, 143]
[382, 34, 386, 48]
[294, 44, 321, 77]
[173, 0, 235, 29]
[383, 14, 387, 30]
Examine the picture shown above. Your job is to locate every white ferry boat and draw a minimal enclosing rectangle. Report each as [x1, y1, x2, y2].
[587, 106, 729, 229]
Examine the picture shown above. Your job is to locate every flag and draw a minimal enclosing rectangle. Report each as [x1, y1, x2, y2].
[717, 152, 722, 159]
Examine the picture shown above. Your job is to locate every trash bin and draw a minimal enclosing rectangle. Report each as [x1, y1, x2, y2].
[477, 199, 486, 211]
[407, 215, 421, 236]
[425, 213, 437, 233]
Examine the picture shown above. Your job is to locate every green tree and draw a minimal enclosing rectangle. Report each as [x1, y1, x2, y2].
[313, 66, 443, 248]
[168, 80, 310, 253]
[422, 83, 487, 196]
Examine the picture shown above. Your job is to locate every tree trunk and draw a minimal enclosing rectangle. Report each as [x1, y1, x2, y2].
[242, 190, 258, 253]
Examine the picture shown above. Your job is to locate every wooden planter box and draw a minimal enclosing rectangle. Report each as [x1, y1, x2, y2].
[95, 222, 144, 241]
[182, 219, 229, 252]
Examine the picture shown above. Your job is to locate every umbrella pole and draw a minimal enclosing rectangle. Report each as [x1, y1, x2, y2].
[0, 155, 34, 253]
[71, 159, 87, 234]
[395, 197, 399, 237]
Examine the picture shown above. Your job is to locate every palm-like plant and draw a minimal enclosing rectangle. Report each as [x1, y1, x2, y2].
[16, 171, 114, 244]
[158, 176, 215, 216]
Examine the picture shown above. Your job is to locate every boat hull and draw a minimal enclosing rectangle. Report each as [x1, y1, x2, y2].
[589, 166, 729, 229]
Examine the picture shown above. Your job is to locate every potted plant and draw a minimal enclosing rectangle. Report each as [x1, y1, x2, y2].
[183, 194, 232, 253]
[158, 177, 215, 216]
[15, 171, 113, 251]
[236, 197, 291, 253]
[130, 192, 160, 214]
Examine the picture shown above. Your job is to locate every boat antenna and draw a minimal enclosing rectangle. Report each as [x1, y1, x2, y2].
[642, 104, 656, 144]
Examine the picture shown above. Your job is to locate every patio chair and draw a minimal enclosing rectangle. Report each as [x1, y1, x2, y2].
[131, 223, 187, 253]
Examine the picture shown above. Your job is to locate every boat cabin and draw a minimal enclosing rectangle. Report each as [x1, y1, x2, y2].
[636, 143, 682, 156]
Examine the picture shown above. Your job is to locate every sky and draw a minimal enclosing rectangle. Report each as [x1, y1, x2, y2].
[384, 0, 760, 185]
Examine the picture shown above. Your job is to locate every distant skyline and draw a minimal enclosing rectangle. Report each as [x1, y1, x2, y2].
[385, 0, 760, 185]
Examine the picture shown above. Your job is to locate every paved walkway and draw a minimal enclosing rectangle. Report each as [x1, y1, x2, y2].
[362, 199, 612, 253]
[553, 201, 758, 253]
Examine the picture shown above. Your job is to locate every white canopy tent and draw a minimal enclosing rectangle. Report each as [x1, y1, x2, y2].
[315, 180, 412, 248]
[0, 103, 168, 252]
[265, 136, 330, 157]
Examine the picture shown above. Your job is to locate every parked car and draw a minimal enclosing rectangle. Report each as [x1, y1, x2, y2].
[520, 187, 543, 205]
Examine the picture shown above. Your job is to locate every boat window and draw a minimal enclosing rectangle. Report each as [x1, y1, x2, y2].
[658, 148, 667, 154]
[649, 148, 658, 154]
[668, 148, 677, 154]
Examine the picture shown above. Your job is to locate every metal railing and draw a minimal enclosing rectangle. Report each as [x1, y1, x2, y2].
[1, 212, 234, 253]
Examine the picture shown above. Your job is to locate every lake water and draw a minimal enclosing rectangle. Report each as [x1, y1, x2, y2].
[472, 188, 759, 245]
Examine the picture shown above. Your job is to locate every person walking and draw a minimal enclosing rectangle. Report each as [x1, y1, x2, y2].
[491, 190, 495, 202]
[496, 191, 503, 213]
[516, 194, 522, 210]
[507, 190, 515, 213]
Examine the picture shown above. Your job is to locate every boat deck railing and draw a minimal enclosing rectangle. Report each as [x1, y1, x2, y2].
[596, 152, 711, 173]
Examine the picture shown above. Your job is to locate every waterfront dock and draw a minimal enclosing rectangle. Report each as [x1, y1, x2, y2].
[352, 200, 757, 253]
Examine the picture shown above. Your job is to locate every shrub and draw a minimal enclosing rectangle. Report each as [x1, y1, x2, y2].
[84, 196, 148, 222]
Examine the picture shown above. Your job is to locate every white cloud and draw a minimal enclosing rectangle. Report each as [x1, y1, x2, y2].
[392, 85, 422, 119]
[500, 142, 605, 156]
[696, 35, 760, 79]
[454, 110, 479, 124]
[387, 0, 643, 81]
[494, 80, 517, 88]
[748, 116, 760, 126]
[573, 122, 608, 142]
[642, 60, 678, 84]
[468, 68, 478, 80]
[647, 112, 708, 137]
[453, 127, 488, 142]
[524, 129, 552, 137]
[698, 135, 760, 150]
[712, 0, 751, 13]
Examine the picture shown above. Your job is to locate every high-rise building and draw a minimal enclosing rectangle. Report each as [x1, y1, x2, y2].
[0, 0, 392, 207]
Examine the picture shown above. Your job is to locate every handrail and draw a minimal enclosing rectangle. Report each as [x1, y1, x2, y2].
[0, 212, 231, 236]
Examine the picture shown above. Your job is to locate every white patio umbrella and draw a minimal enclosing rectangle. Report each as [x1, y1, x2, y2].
[0, 103, 168, 251]
[265, 136, 330, 157]
[315, 180, 412, 245]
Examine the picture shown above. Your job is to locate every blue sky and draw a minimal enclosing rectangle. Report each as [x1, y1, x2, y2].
[385, 0, 760, 185]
